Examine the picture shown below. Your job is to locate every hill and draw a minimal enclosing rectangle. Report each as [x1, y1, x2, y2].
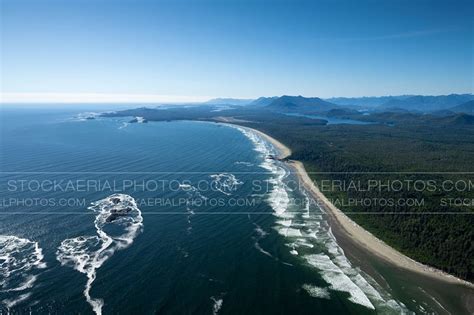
[249, 96, 278, 107]
[265, 95, 339, 113]
[379, 94, 474, 112]
[449, 100, 474, 114]
[437, 113, 474, 125]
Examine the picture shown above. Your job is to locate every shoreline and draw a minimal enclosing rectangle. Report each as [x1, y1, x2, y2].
[239, 124, 473, 289]
[247, 128, 292, 160]
[215, 118, 292, 159]
[291, 160, 474, 288]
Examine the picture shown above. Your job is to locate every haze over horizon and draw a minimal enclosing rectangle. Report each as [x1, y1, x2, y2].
[2, 92, 474, 105]
[1, 0, 473, 103]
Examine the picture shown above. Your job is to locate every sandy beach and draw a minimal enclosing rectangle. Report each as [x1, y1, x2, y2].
[215, 118, 292, 159]
[248, 128, 292, 160]
[291, 160, 474, 288]
[240, 124, 473, 289]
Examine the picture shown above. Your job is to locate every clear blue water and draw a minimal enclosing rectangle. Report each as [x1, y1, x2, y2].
[0, 107, 416, 314]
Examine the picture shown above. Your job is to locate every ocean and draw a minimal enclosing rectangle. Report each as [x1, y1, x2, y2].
[0, 107, 438, 314]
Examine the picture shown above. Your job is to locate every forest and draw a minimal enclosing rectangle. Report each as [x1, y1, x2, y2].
[105, 106, 474, 280]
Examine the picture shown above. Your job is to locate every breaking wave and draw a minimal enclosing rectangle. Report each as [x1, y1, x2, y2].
[74, 112, 101, 121]
[231, 125, 409, 313]
[209, 173, 243, 195]
[230, 125, 290, 217]
[0, 236, 46, 309]
[134, 116, 146, 123]
[305, 253, 374, 309]
[118, 122, 129, 129]
[56, 194, 143, 315]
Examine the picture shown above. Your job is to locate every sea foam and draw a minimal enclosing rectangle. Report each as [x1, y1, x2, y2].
[302, 284, 331, 299]
[56, 194, 143, 315]
[305, 254, 375, 309]
[180, 184, 208, 234]
[230, 124, 409, 312]
[0, 235, 46, 309]
[210, 296, 223, 315]
[209, 173, 243, 195]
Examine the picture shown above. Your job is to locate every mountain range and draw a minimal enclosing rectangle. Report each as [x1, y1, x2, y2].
[206, 94, 474, 114]
[326, 95, 414, 108]
[377, 94, 474, 112]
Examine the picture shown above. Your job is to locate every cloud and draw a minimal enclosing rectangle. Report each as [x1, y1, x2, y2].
[0, 93, 213, 104]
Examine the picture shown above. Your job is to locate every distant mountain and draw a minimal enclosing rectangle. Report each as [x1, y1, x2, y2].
[265, 95, 339, 113]
[378, 94, 474, 112]
[326, 96, 413, 108]
[204, 94, 474, 112]
[203, 98, 254, 106]
[449, 100, 474, 114]
[249, 96, 279, 107]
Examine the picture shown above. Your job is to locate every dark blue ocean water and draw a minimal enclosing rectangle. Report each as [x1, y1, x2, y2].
[0, 107, 413, 314]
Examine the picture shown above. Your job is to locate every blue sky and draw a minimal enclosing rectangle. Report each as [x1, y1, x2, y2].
[1, 0, 473, 102]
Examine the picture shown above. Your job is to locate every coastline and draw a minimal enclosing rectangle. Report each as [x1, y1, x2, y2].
[238, 124, 473, 289]
[216, 119, 292, 160]
[291, 160, 474, 288]
[247, 128, 292, 160]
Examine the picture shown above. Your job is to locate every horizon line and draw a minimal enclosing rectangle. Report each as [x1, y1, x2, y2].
[1, 92, 473, 104]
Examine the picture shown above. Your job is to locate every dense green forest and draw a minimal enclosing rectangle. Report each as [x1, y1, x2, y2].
[105, 106, 474, 280]
[239, 118, 474, 280]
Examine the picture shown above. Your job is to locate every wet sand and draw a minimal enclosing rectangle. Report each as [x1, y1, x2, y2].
[290, 160, 473, 287]
[241, 124, 474, 314]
